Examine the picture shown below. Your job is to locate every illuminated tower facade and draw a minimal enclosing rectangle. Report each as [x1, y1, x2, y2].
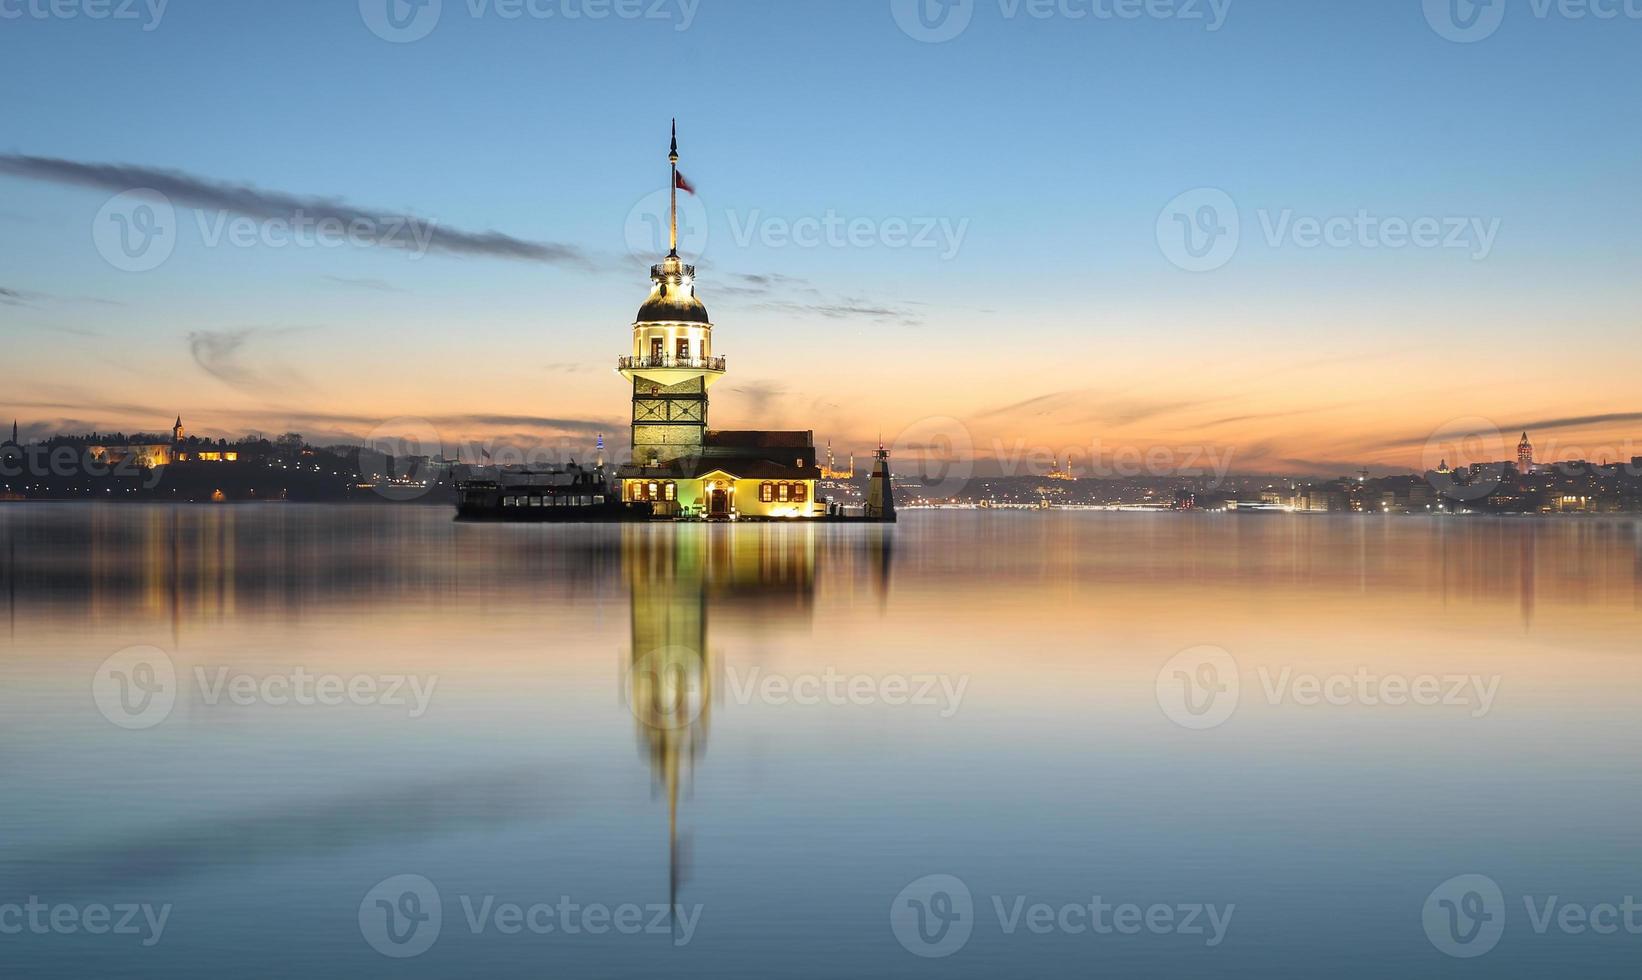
[1517, 432, 1534, 473]
[618, 121, 725, 470]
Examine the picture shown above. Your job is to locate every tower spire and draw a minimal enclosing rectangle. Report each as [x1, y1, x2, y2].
[668, 118, 680, 258]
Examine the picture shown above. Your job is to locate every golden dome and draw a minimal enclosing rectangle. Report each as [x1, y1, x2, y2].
[636, 258, 710, 325]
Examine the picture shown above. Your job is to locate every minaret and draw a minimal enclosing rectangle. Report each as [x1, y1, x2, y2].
[8, 420, 15, 446]
[618, 121, 724, 471]
[864, 442, 897, 522]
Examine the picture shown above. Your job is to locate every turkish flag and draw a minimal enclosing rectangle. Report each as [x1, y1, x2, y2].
[674, 171, 696, 195]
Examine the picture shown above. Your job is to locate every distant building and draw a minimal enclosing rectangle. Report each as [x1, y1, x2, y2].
[1518, 431, 1534, 474]
[820, 440, 855, 480]
[87, 416, 238, 468]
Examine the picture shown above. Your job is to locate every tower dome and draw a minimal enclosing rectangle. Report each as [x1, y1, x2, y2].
[635, 256, 710, 325]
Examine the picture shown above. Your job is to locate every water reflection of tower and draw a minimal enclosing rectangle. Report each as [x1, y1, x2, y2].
[620, 524, 831, 922]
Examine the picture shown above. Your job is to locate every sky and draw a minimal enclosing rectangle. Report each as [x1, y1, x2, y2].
[2, 0, 1640, 477]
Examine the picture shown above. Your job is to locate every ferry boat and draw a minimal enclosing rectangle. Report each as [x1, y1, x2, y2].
[455, 464, 646, 522]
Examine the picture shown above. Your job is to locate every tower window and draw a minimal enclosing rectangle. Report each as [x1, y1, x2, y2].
[650, 337, 664, 360]
[676, 338, 690, 361]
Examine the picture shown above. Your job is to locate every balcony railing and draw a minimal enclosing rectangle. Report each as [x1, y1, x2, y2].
[619, 355, 726, 373]
[651, 263, 696, 281]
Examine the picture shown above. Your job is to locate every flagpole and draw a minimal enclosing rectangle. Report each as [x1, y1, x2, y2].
[668, 118, 679, 257]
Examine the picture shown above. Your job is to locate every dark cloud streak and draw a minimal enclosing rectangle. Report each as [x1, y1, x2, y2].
[0, 154, 590, 266]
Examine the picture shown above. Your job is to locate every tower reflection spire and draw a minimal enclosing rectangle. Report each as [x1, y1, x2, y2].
[621, 524, 834, 926]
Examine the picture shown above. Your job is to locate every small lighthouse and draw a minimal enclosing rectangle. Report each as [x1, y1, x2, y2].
[864, 443, 897, 522]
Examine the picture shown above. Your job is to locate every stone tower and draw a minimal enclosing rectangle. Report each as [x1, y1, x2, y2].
[617, 121, 725, 469]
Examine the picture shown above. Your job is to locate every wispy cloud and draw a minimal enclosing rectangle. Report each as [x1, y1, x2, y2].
[0, 154, 591, 266]
[1511, 411, 1642, 433]
[975, 391, 1076, 419]
[4, 393, 619, 447]
[1371, 411, 1642, 452]
[320, 275, 406, 293]
[187, 327, 307, 394]
[11, 322, 101, 338]
[728, 381, 788, 418]
[714, 271, 924, 326]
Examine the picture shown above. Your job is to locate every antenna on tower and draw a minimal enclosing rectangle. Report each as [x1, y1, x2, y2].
[668, 118, 680, 258]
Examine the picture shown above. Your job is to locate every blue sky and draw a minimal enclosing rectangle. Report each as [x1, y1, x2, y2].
[3, 0, 1640, 472]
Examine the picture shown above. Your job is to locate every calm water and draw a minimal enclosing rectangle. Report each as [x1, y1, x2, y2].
[2, 505, 1640, 977]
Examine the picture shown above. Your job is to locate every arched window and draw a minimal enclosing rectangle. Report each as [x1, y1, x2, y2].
[760, 483, 774, 503]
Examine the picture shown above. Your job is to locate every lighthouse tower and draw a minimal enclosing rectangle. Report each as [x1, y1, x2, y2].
[618, 121, 726, 470]
[865, 443, 897, 522]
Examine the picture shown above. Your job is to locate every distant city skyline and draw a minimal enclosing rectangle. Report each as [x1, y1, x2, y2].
[4, 4, 1641, 476]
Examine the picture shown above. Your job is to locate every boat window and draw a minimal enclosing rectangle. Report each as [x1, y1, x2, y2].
[594, 495, 605, 505]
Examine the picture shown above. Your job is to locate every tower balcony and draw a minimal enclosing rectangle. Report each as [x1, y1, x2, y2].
[620, 354, 725, 373]
[618, 354, 727, 387]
